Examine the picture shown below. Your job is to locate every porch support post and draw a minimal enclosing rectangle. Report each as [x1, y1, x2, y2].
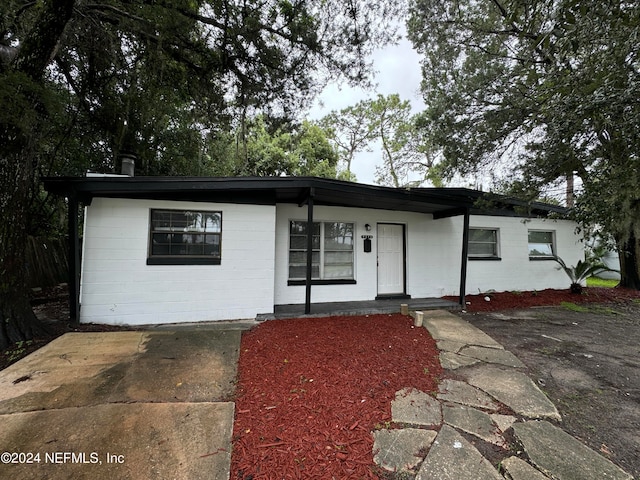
[459, 208, 470, 307]
[67, 193, 81, 324]
[305, 188, 315, 314]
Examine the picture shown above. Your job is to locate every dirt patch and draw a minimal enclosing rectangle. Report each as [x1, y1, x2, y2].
[1, 285, 138, 372]
[463, 301, 640, 478]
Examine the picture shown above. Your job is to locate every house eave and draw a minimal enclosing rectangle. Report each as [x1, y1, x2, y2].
[42, 175, 569, 218]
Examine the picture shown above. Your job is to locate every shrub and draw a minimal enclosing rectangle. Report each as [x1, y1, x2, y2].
[553, 257, 618, 294]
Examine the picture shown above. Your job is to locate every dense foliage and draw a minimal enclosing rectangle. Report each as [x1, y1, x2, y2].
[407, 0, 640, 288]
[0, 0, 401, 347]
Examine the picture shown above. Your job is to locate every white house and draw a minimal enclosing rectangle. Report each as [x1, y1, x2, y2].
[43, 176, 583, 326]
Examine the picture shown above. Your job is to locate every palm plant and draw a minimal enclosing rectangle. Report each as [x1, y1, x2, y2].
[553, 257, 618, 294]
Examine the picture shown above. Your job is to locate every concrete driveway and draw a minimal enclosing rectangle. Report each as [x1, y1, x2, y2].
[0, 327, 242, 480]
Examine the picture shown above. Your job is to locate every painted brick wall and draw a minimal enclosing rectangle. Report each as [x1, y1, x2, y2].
[80, 198, 276, 325]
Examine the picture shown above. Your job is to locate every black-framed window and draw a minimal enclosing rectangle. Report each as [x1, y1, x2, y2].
[528, 230, 555, 259]
[289, 221, 354, 281]
[468, 228, 500, 259]
[148, 209, 222, 265]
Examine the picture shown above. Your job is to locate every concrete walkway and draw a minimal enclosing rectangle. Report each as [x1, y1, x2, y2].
[373, 310, 634, 479]
[0, 328, 243, 480]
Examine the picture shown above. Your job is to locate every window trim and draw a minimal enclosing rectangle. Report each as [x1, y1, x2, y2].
[528, 229, 556, 260]
[288, 220, 356, 283]
[147, 208, 222, 265]
[468, 227, 501, 260]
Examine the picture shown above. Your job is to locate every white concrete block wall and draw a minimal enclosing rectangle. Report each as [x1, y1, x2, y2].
[80, 198, 276, 325]
[465, 216, 583, 294]
[274, 204, 464, 305]
[274, 204, 583, 305]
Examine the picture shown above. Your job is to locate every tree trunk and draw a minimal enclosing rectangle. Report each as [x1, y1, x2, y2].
[0, 146, 51, 350]
[0, 0, 76, 349]
[618, 230, 640, 290]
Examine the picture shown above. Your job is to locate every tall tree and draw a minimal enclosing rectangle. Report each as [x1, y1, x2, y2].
[319, 100, 375, 179]
[408, 0, 640, 288]
[1, 0, 76, 347]
[0, 0, 401, 348]
[367, 94, 433, 187]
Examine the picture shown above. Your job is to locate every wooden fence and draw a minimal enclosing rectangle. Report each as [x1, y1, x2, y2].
[26, 236, 69, 288]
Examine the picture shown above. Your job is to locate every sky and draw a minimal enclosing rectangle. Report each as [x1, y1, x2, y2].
[307, 32, 426, 185]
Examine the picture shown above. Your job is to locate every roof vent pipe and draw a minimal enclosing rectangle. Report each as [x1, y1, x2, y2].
[120, 153, 135, 176]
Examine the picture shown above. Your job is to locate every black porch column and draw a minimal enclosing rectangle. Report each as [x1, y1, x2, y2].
[305, 188, 315, 314]
[67, 194, 81, 323]
[459, 209, 470, 307]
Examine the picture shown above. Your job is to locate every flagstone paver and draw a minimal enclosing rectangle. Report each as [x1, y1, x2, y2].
[442, 403, 506, 446]
[391, 388, 441, 426]
[437, 378, 500, 411]
[501, 456, 551, 480]
[372, 310, 634, 480]
[373, 428, 437, 473]
[458, 345, 526, 368]
[415, 425, 502, 480]
[513, 420, 633, 480]
[464, 365, 561, 420]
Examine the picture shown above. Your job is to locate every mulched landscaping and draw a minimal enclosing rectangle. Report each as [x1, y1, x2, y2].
[231, 314, 442, 479]
[446, 286, 640, 312]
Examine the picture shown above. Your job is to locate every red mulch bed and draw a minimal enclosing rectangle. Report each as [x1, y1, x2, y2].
[445, 287, 640, 312]
[231, 314, 442, 479]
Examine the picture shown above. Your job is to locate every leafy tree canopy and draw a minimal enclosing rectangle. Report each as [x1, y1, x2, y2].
[407, 0, 640, 288]
[0, 0, 402, 347]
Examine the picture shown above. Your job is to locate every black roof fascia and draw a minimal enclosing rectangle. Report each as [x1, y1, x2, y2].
[42, 176, 568, 218]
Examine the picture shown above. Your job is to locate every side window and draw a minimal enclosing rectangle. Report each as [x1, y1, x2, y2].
[528, 230, 555, 259]
[468, 228, 500, 259]
[148, 209, 222, 265]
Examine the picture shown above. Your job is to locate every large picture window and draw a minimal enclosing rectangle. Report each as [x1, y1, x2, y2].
[148, 209, 222, 265]
[289, 221, 354, 282]
[528, 230, 555, 259]
[468, 228, 500, 259]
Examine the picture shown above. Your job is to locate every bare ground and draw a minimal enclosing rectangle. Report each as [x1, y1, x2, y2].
[463, 301, 640, 479]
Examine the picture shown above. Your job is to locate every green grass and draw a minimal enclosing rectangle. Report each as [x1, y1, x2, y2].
[560, 301, 590, 313]
[586, 276, 619, 288]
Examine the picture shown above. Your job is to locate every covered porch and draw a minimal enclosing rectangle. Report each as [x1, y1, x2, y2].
[263, 297, 460, 320]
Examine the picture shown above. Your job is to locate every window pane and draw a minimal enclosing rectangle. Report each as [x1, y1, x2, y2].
[528, 231, 554, 256]
[529, 243, 554, 256]
[324, 251, 353, 265]
[203, 213, 221, 232]
[469, 242, 496, 256]
[204, 235, 221, 256]
[468, 229, 498, 257]
[528, 231, 553, 243]
[290, 235, 320, 250]
[150, 209, 222, 258]
[289, 251, 320, 264]
[324, 265, 353, 279]
[324, 222, 354, 250]
[151, 233, 170, 255]
[290, 221, 320, 235]
[470, 229, 496, 243]
[289, 265, 320, 279]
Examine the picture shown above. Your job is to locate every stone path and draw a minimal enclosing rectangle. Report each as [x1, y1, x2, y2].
[372, 310, 634, 480]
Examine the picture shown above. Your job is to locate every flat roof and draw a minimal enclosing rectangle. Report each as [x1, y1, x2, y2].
[42, 175, 569, 218]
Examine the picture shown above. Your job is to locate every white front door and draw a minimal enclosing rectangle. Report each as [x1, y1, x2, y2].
[377, 224, 405, 295]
